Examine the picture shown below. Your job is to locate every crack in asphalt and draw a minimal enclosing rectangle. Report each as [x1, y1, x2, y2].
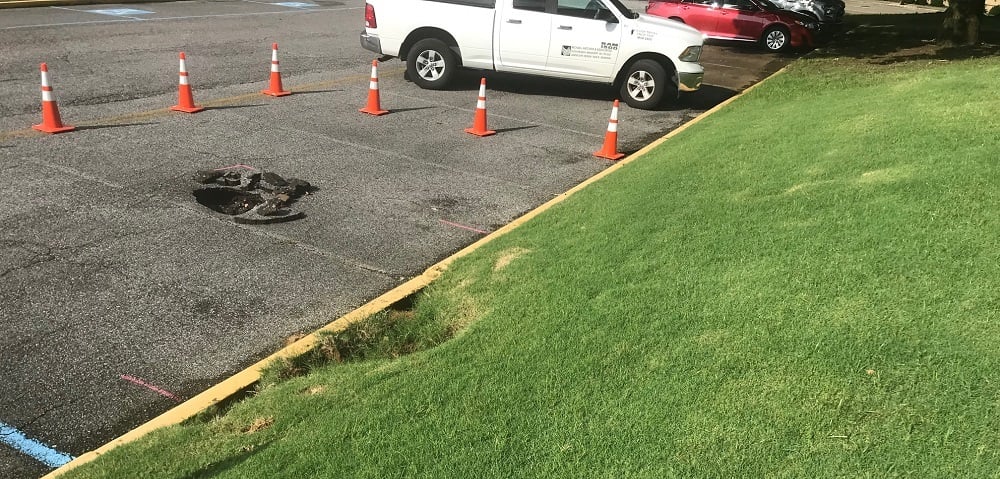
[0, 394, 87, 443]
[0, 242, 56, 279]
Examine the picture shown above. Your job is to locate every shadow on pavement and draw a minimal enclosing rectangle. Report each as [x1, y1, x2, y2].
[814, 13, 1000, 61]
[403, 69, 740, 112]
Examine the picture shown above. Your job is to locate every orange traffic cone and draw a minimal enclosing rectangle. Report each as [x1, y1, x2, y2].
[261, 43, 291, 97]
[359, 60, 388, 115]
[171, 52, 204, 113]
[594, 99, 625, 161]
[464, 77, 495, 137]
[32, 63, 75, 134]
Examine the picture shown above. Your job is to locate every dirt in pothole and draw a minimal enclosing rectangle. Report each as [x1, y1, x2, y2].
[193, 189, 265, 215]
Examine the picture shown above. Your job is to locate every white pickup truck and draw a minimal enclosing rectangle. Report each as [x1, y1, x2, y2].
[360, 0, 705, 109]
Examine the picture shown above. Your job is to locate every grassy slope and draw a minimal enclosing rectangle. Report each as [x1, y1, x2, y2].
[66, 55, 1000, 478]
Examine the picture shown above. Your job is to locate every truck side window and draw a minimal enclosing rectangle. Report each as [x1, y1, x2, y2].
[513, 0, 546, 11]
[556, 0, 609, 18]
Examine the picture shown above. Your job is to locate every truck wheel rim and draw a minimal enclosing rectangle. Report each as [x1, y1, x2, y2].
[626, 71, 655, 101]
[416, 50, 445, 81]
[766, 31, 786, 50]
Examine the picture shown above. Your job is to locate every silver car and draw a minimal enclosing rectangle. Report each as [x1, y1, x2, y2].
[770, 0, 844, 22]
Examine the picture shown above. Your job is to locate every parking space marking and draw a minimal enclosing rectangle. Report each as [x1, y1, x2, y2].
[48, 6, 151, 21]
[0, 6, 359, 31]
[272, 1, 320, 7]
[0, 421, 75, 468]
[120, 375, 183, 403]
[243, 0, 318, 7]
[85, 8, 155, 18]
[0, 67, 401, 141]
[701, 61, 747, 70]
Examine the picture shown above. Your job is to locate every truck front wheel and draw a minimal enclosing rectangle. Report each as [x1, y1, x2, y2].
[407, 38, 457, 90]
[620, 59, 670, 110]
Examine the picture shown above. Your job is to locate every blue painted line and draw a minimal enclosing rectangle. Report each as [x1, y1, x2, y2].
[87, 8, 154, 16]
[272, 2, 318, 7]
[0, 421, 74, 468]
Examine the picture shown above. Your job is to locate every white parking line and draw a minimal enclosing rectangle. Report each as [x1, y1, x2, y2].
[701, 62, 744, 70]
[0, 6, 360, 31]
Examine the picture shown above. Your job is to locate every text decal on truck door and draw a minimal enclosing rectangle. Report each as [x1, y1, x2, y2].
[560, 45, 613, 60]
[600, 42, 618, 50]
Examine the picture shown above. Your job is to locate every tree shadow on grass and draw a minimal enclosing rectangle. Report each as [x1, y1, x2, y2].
[178, 440, 275, 479]
[813, 13, 1000, 61]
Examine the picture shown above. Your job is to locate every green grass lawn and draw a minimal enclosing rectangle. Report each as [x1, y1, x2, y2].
[63, 27, 1000, 479]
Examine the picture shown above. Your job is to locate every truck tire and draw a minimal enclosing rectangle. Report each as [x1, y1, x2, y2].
[407, 38, 457, 90]
[619, 59, 669, 110]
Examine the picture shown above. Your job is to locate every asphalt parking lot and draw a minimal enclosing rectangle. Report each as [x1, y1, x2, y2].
[0, 1, 795, 477]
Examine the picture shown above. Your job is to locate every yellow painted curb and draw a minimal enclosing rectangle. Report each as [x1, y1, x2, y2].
[43, 67, 788, 478]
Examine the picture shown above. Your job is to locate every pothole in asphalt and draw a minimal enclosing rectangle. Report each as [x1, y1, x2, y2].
[194, 189, 264, 215]
[192, 167, 314, 224]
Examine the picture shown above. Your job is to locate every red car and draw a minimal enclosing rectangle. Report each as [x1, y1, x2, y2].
[646, 0, 820, 52]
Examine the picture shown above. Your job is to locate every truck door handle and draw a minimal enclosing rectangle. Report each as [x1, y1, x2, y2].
[558, 25, 572, 30]
[507, 19, 522, 24]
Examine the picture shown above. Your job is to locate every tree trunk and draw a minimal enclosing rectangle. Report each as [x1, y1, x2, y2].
[938, 0, 986, 46]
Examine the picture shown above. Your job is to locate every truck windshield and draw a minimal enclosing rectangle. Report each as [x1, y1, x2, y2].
[605, 0, 639, 18]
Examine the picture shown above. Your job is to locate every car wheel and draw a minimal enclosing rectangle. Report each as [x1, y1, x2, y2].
[407, 38, 457, 90]
[761, 26, 790, 52]
[619, 59, 670, 110]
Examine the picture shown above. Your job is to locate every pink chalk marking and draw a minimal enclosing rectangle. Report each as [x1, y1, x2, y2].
[212, 163, 259, 172]
[439, 219, 490, 235]
[120, 374, 183, 402]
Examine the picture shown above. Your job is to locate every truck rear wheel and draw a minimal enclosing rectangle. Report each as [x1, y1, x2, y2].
[620, 59, 669, 110]
[407, 38, 457, 90]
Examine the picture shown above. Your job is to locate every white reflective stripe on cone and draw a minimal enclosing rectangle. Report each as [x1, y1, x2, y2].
[179, 59, 188, 73]
[271, 61, 280, 73]
[41, 89, 54, 102]
[179, 74, 189, 85]
[40, 71, 51, 88]
[369, 80, 378, 90]
[477, 99, 486, 109]
[607, 120, 618, 133]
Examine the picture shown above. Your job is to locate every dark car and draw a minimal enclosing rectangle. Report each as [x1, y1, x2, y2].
[769, 0, 844, 23]
[647, 0, 821, 52]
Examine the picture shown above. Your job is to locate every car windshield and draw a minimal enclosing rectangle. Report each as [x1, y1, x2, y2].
[605, 0, 640, 18]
